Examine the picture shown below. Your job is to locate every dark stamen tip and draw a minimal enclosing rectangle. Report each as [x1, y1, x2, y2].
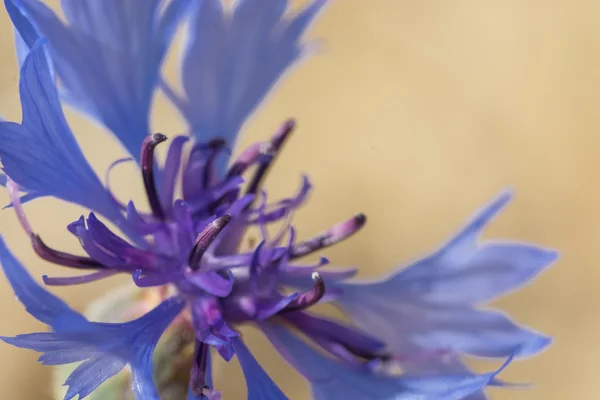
[207, 138, 227, 149]
[282, 118, 296, 132]
[279, 118, 296, 136]
[312, 271, 325, 290]
[281, 272, 326, 313]
[354, 213, 367, 226]
[188, 215, 233, 269]
[151, 133, 168, 143]
[141, 133, 169, 220]
[215, 214, 232, 227]
[290, 213, 367, 260]
[273, 119, 295, 147]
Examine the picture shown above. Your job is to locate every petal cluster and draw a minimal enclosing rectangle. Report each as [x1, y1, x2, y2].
[0, 1, 556, 399]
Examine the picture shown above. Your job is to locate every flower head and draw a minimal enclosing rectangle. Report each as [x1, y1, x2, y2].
[0, 1, 556, 399]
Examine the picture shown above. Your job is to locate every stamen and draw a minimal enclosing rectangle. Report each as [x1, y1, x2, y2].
[353, 348, 452, 370]
[281, 272, 325, 313]
[225, 142, 265, 178]
[392, 348, 452, 364]
[141, 133, 168, 220]
[42, 270, 117, 286]
[188, 215, 232, 270]
[291, 213, 366, 259]
[7, 178, 106, 270]
[190, 340, 211, 397]
[183, 139, 229, 204]
[104, 157, 134, 210]
[249, 241, 266, 280]
[202, 138, 227, 188]
[6, 178, 33, 235]
[245, 119, 295, 196]
[31, 235, 105, 269]
[132, 269, 183, 288]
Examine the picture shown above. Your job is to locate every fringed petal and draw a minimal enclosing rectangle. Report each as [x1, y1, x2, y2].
[176, 0, 327, 173]
[0, 235, 185, 400]
[0, 43, 120, 220]
[261, 322, 513, 400]
[15, 0, 191, 160]
[232, 336, 288, 400]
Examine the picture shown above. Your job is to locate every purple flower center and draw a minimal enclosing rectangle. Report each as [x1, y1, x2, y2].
[9, 121, 376, 394]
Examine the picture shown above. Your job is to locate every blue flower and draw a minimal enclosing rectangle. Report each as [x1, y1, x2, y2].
[8, 0, 189, 161]
[0, 236, 185, 399]
[0, 1, 556, 399]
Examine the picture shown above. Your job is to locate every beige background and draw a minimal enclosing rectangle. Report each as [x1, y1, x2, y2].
[0, 0, 595, 399]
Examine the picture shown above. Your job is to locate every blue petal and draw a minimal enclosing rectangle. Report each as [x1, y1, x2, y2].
[0, 234, 85, 331]
[382, 191, 558, 305]
[261, 323, 510, 400]
[4, 0, 39, 66]
[399, 356, 515, 400]
[0, 234, 184, 400]
[338, 285, 551, 359]
[331, 192, 553, 398]
[63, 355, 127, 399]
[400, 356, 509, 400]
[0, 42, 120, 220]
[16, 0, 190, 160]
[334, 192, 553, 359]
[231, 336, 288, 400]
[176, 0, 327, 173]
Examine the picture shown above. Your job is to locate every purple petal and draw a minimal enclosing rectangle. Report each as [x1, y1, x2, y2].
[186, 270, 235, 297]
[246, 175, 312, 224]
[256, 294, 300, 320]
[126, 201, 161, 235]
[132, 269, 183, 288]
[191, 297, 239, 347]
[159, 135, 190, 212]
[68, 213, 161, 271]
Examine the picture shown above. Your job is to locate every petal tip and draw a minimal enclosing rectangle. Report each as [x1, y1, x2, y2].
[493, 189, 515, 209]
[515, 333, 553, 358]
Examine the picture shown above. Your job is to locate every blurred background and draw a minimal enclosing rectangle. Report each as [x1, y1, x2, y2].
[0, 0, 595, 398]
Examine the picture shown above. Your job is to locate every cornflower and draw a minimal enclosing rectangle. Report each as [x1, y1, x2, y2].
[0, 1, 556, 399]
